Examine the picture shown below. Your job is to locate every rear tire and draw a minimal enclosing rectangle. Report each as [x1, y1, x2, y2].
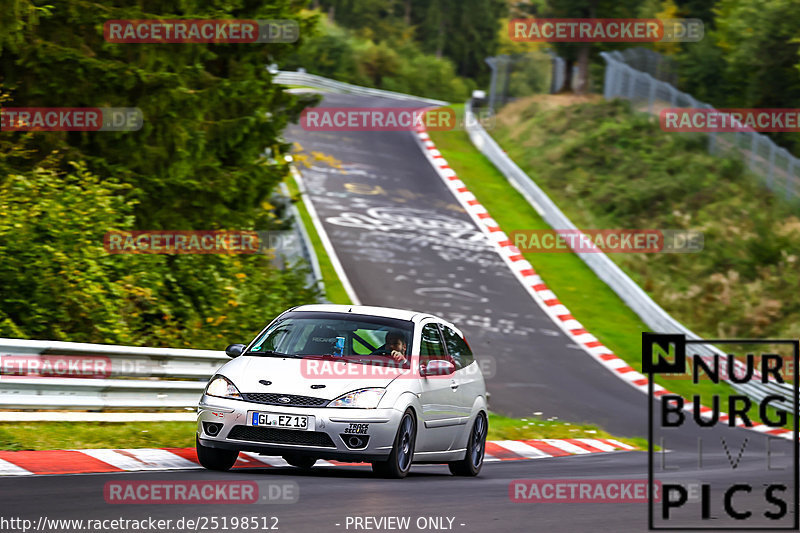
[196, 436, 238, 471]
[282, 455, 317, 469]
[372, 409, 416, 479]
[448, 412, 487, 477]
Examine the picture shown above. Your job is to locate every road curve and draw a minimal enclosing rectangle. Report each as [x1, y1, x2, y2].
[286, 91, 653, 438]
[4, 91, 792, 533]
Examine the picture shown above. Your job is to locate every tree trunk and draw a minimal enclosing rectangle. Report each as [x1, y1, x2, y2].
[328, 5, 335, 22]
[436, 19, 444, 58]
[404, 0, 411, 25]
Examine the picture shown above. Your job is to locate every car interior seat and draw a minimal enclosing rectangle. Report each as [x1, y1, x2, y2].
[298, 325, 338, 355]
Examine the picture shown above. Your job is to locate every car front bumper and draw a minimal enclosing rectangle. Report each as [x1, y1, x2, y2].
[196, 395, 403, 462]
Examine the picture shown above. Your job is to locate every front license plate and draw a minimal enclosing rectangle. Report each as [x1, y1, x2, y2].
[249, 412, 312, 430]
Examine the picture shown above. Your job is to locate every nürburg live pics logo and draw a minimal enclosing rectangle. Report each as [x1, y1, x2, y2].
[643, 332, 799, 530]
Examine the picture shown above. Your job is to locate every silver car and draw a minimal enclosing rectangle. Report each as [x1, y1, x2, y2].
[196, 304, 488, 478]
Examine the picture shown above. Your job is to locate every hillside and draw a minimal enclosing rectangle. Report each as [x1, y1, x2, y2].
[494, 95, 800, 340]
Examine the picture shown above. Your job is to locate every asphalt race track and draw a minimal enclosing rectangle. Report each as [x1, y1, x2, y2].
[285, 92, 651, 437]
[1, 449, 793, 532]
[5, 91, 794, 533]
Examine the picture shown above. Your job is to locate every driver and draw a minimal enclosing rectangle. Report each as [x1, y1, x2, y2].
[371, 330, 408, 363]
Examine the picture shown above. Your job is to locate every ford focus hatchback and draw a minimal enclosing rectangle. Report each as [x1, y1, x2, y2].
[196, 304, 488, 478]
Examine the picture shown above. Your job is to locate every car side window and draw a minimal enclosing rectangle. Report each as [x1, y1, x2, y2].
[442, 325, 474, 369]
[420, 324, 447, 360]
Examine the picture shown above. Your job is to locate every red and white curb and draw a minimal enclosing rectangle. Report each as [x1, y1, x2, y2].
[413, 127, 793, 441]
[0, 439, 635, 476]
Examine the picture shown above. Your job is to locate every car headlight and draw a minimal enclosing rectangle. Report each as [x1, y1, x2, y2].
[205, 375, 241, 399]
[327, 388, 386, 409]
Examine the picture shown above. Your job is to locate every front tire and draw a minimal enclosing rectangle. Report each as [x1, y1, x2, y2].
[196, 436, 239, 471]
[372, 409, 416, 479]
[448, 412, 487, 477]
[283, 455, 317, 469]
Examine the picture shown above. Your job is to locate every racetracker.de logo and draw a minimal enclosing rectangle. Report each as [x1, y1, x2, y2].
[104, 19, 298, 43]
[0, 355, 112, 379]
[299, 354, 494, 380]
[300, 107, 456, 132]
[103, 230, 295, 255]
[104, 480, 299, 504]
[510, 229, 703, 253]
[1, 108, 143, 131]
[510, 479, 661, 502]
[509, 18, 703, 42]
[661, 109, 800, 132]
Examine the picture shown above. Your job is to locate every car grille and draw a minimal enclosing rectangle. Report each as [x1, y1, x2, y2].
[240, 392, 329, 407]
[227, 425, 336, 447]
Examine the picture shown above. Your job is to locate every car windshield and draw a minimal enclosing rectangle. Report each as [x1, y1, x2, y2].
[246, 311, 414, 367]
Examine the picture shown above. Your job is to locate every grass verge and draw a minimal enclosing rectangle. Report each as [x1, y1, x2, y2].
[0, 422, 196, 451]
[284, 172, 352, 305]
[0, 415, 642, 451]
[486, 413, 646, 449]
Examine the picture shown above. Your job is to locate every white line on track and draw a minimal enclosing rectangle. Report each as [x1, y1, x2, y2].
[290, 166, 361, 305]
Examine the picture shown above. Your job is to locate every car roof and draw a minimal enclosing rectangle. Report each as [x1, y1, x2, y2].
[289, 304, 440, 324]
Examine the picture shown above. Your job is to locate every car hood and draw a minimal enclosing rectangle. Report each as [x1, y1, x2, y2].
[217, 355, 405, 400]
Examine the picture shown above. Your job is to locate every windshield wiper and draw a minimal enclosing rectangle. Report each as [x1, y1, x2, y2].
[320, 354, 352, 362]
[247, 349, 298, 358]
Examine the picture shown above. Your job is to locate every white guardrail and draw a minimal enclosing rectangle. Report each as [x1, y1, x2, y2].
[463, 102, 795, 411]
[273, 70, 449, 106]
[0, 338, 227, 421]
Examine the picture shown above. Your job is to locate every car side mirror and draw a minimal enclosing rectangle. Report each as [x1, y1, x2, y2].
[420, 359, 455, 377]
[225, 344, 246, 358]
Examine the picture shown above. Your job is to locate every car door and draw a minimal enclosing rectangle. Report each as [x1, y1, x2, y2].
[440, 324, 484, 452]
[441, 324, 482, 417]
[415, 321, 463, 452]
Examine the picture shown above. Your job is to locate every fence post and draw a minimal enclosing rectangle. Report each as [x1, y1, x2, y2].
[647, 77, 657, 113]
[788, 157, 796, 200]
[550, 51, 566, 94]
[706, 105, 717, 153]
[485, 55, 512, 112]
[485, 57, 499, 112]
[615, 62, 624, 99]
[767, 143, 776, 190]
[749, 133, 758, 172]
[621, 64, 631, 99]
[556, 56, 566, 94]
[600, 53, 613, 99]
